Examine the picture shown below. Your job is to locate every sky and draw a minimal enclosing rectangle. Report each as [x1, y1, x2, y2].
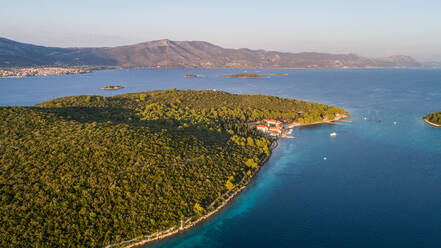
[1, 0, 441, 61]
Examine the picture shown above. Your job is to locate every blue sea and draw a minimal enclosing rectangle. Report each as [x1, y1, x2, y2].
[1, 69, 441, 247]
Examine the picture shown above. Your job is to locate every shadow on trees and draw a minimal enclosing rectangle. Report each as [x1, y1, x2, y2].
[34, 106, 229, 145]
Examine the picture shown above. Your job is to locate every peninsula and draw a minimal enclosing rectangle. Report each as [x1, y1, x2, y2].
[423, 111, 441, 127]
[0, 89, 346, 247]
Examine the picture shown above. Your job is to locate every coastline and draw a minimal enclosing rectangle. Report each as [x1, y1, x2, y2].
[106, 139, 279, 248]
[106, 114, 348, 248]
[423, 118, 441, 128]
[0, 66, 114, 78]
[287, 113, 350, 128]
[113, 114, 349, 247]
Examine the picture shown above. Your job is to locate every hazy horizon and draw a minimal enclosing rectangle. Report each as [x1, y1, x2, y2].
[1, 0, 441, 61]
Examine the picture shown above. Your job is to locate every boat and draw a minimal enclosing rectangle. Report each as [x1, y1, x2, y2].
[330, 132, 337, 136]
[100, 85, 124, 90]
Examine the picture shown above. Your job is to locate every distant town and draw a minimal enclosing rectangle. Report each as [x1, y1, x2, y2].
[0, 66, 106, 78]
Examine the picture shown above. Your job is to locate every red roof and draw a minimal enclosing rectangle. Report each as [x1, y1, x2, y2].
[257, 125, 266, 127]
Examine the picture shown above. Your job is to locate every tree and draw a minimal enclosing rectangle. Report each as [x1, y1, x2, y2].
[194, 203, 205, 215]
[245, 158, 258, 169]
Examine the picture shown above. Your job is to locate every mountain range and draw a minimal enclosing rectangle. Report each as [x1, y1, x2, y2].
[0, 37, 423, 68]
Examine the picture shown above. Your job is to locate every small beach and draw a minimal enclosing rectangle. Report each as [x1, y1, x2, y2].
[423, 118, 441, 128]
[288, 114, 350, 128]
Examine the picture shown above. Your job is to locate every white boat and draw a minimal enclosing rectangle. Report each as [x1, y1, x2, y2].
[330, 132, 337, 136]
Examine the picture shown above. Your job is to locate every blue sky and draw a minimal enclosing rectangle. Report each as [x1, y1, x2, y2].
[1, 0, 441, 61]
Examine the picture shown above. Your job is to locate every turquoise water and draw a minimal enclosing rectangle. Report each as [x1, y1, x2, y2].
[1, 69, 441, 247]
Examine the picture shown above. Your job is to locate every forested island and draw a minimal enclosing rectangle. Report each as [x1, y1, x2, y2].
[424, 111, 441, 127]
[0, 89, 346, 247]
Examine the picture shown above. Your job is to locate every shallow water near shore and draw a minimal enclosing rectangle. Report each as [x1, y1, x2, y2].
[1, 68, 441, 247]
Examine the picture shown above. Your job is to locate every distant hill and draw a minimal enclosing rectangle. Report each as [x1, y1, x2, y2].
[0, 37, 423, 68]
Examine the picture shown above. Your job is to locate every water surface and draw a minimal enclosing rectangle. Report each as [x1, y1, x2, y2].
[1, 69, 441, 247]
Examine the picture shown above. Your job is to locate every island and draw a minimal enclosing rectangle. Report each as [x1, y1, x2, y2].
[0, 89, 347, 247]
[0, 66, 112, 78]
[100, 85, 125, 90]
[219, 73, 269, 78]
[270, 73, 288, 76]
[423, 111, 441, 127]
[184, 74, 197, 78]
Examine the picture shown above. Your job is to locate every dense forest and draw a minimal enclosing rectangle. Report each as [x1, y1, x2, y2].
[0, 89, 346, 247]
[425, 111, 441, 125]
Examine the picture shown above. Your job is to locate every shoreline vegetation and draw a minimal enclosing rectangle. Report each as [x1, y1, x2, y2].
[0, 89, 347, 247]
[109, 118, 350, 248]
[288, 113, 350, 128]
[112, 113, 351, 247]
[116, 139, 280, 248]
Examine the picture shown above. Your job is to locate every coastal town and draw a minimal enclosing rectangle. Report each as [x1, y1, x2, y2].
[0, 67, 93, 78]
[255, 119, 294, 138]
[253, 113, 349, 138]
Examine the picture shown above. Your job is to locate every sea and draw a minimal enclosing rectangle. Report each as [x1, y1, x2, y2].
[1, 68, 441, 248]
